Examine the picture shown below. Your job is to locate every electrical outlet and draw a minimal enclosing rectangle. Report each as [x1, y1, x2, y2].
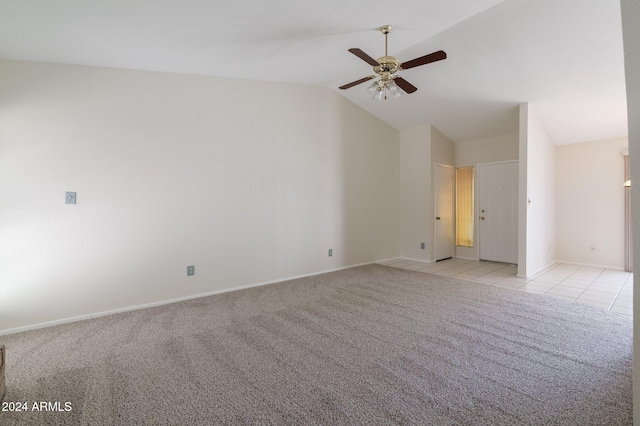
[187, 265, 195, 276]
[65, 192, 76, 205]
[421, 243, 425, 249]
[328, 249, 333, 257]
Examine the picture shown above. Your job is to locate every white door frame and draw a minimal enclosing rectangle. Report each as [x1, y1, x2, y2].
[476, 160, 519, 264]
[433, 163, 454, 262]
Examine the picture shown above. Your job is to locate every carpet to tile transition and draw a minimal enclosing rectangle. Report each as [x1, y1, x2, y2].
[0, 264, 632, 425]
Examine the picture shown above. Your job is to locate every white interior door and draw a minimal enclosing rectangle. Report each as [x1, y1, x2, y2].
[434, 164, 454, 261]
[478, 161, 518, 264]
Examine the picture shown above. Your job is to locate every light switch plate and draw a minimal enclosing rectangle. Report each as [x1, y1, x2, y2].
[65, 192, 76, 204]
[187, 265, 195, 276]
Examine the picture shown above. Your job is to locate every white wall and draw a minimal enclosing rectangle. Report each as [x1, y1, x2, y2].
[399, 125, 432, 261]
[454, 133, 519, 259]
[0, 60, 400, 333]
[431, 126, 454, 166]
[619, 0, 640, 421]
[398, 125, 453, 262]
[519, 103, 557, 277]
[454, 133, 519, 168]
[556, 137, 628, 268]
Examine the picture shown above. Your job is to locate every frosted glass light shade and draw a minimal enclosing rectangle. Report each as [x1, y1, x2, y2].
[387, 80, 401, 99]
[366, 81, 378, 95]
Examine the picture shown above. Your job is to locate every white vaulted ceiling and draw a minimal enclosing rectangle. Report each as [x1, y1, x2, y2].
[0, 0, 627, 144]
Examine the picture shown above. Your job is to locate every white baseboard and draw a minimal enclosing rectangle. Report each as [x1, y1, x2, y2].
[454, 256, 479, 261]
[0, 260, 380, 336]
[397, 256, 433, 263]
[375, 257, 404, 264]
[518, 261, 558, 278]
[555, 260, 626, 271]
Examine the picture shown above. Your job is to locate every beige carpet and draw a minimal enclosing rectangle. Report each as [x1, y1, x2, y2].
[0, 264, 632, 425]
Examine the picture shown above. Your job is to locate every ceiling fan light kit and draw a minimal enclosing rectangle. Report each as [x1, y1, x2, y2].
[339, 25, 447, 101]
[367, 79, 402, 101]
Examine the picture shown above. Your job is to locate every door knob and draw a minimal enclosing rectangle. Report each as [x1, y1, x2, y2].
[480, 216, 485, 220]
[436, 217, 441, 220]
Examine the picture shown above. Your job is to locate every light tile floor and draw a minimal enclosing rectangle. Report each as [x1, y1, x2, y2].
[379, 258, 633, 320]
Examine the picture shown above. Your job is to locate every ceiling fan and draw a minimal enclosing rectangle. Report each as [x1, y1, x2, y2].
[339, 25, 447, 100]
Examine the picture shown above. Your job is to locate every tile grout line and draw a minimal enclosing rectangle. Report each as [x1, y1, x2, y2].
[582, 268, 625, 311]
[608, 280, 629, 311]
[568, 266, 602, 303]
[546, 266, 605, 306]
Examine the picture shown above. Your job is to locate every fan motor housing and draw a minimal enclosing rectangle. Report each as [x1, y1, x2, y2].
[374, 56, 400, 75]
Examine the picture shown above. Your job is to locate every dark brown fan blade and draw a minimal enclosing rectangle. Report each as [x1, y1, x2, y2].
[339, 75, 376, 90]
[401, 50, 447, 70]
[348, 48, 379, 66]
[394, 77, 418, 94]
